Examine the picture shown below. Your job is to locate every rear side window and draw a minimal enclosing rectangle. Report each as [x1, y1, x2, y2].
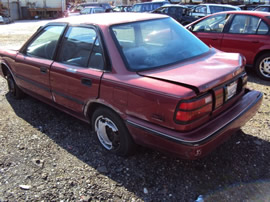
[152, 3, 163, 10]
[229, 14, 268, 35]
[26, 25, 65, 60]
[194, 5, 207, 13]
[257, 21, 269, 34]
[209, 6, 224, 14]
[58, 26, 104, 69]
[132, 4, 142, 12]
[94, 8, 104, 13]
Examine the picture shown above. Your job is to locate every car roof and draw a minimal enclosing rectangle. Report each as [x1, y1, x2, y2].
[53, 13, 167, 26]
[255, 5, 270, 7]
[211, 10, 270, 17]
[191, 10, 270, 23]
[134, 1, 168, 5]
[83, 6, 105, 9]
[80, 2, 109, 5]
[160, 4, 188, 8]
[198, 3, 239, 8]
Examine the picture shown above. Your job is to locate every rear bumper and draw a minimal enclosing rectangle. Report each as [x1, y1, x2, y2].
[126, 89, 263, 159]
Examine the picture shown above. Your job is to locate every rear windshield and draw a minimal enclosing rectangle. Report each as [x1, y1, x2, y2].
[111, 18, 209, 71]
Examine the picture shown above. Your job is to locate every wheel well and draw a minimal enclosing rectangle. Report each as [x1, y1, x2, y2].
[86, 102, 123, 130]
[254, 50, 270, 66]
[1, 63, 8, 77]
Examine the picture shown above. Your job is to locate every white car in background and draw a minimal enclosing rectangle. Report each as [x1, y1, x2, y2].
[191, 4, 241, 18]
[0, 15, 13, 24]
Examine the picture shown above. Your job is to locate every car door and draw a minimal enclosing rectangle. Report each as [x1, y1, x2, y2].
[220, 14, 269, 65]
[15, 25, 66, 100]
[188, 13, 229, 50]
[50, 25, 104, 114]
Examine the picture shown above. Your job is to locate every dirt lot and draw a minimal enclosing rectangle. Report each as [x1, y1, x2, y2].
[0, 20, 270, 201]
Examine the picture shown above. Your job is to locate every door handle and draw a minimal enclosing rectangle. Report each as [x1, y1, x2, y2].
[81, 78, 92, 87]
[211, 38, 218, 40]
[40, 66, 47, 74]
[252, 40, 259, 43]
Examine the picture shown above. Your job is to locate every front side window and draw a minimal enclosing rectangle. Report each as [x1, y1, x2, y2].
[58, 26, 104, 69]
[26, 25, 65, 60]
[111, 18, 209, 71]
[192, 14, 228, 33]
[228, 15, 262, 34]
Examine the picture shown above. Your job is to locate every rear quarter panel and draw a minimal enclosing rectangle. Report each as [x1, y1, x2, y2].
[100, 72, 196, 130]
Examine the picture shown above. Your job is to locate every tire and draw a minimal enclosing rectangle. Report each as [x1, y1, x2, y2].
[92, 107, 136, 156]
[6, 71, 25, 99]
[255, 53, 270, 81]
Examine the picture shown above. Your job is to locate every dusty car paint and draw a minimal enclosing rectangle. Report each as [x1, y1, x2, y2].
[0, 13, 263, 159]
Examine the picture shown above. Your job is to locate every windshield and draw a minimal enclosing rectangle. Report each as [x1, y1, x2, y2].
[111, 18, 209, 71]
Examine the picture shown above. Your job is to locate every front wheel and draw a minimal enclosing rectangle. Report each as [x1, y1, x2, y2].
[255, 53, 270, 81]
[6, 72, 25, 99]
[92, 108, 136, 156]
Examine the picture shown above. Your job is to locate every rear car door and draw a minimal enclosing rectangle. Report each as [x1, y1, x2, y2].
[189, 13, 229, 50]
[50, 25, 104, 114]
[220, 14, 269, 65]
[15, 25, 66, 100]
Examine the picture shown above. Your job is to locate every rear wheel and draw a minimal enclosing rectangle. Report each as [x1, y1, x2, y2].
[255, 53, 270, 81]
[92, 108, 136, 156]
[6, 71, 25, 99]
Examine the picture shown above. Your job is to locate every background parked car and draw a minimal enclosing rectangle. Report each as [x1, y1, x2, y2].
[253, 5, 270, 12]
[152, 4, 197, 25]
[80, 6, 105, 15]
[186, 10, 270, 80]
[0, 15, 12, 24]
[67, 3, 111, 16]
[132, 1, 169, 12]
[112, 5, 132, 12]
[190, 4, 241, 18]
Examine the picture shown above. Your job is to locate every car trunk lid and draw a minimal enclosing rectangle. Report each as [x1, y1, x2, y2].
[137, 50, 244, 95]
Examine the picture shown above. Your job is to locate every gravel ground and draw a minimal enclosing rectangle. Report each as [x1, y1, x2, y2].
[0, 20, 270, 202]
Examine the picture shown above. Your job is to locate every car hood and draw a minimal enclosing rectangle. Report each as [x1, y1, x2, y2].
[137, 49, 244, 94]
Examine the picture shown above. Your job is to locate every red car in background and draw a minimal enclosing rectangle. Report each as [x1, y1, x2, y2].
[0, 13, 262, 159]
[186, 11, 270, 81]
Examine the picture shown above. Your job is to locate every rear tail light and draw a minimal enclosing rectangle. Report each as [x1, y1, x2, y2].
[214, 88, 224, 109]
[175, 94, 213, 123]
[242, 73, 248, 89]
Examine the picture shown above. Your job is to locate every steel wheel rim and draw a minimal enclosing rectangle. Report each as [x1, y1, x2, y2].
[94, 115, 120, 150]
[259, 57, 270, 78]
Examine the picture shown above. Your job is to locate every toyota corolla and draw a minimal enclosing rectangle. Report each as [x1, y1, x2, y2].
[0, 13, 262, 159]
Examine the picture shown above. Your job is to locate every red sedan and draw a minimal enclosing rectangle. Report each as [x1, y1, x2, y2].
[0, 13, 262, 159]
[186, 11, 270, 81]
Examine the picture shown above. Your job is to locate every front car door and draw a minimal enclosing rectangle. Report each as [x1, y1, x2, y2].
[15, 25, 66, 100]
[221, 14, 270, 65]
[50, 25, 104, 115]
[189, 13, 229, 50]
